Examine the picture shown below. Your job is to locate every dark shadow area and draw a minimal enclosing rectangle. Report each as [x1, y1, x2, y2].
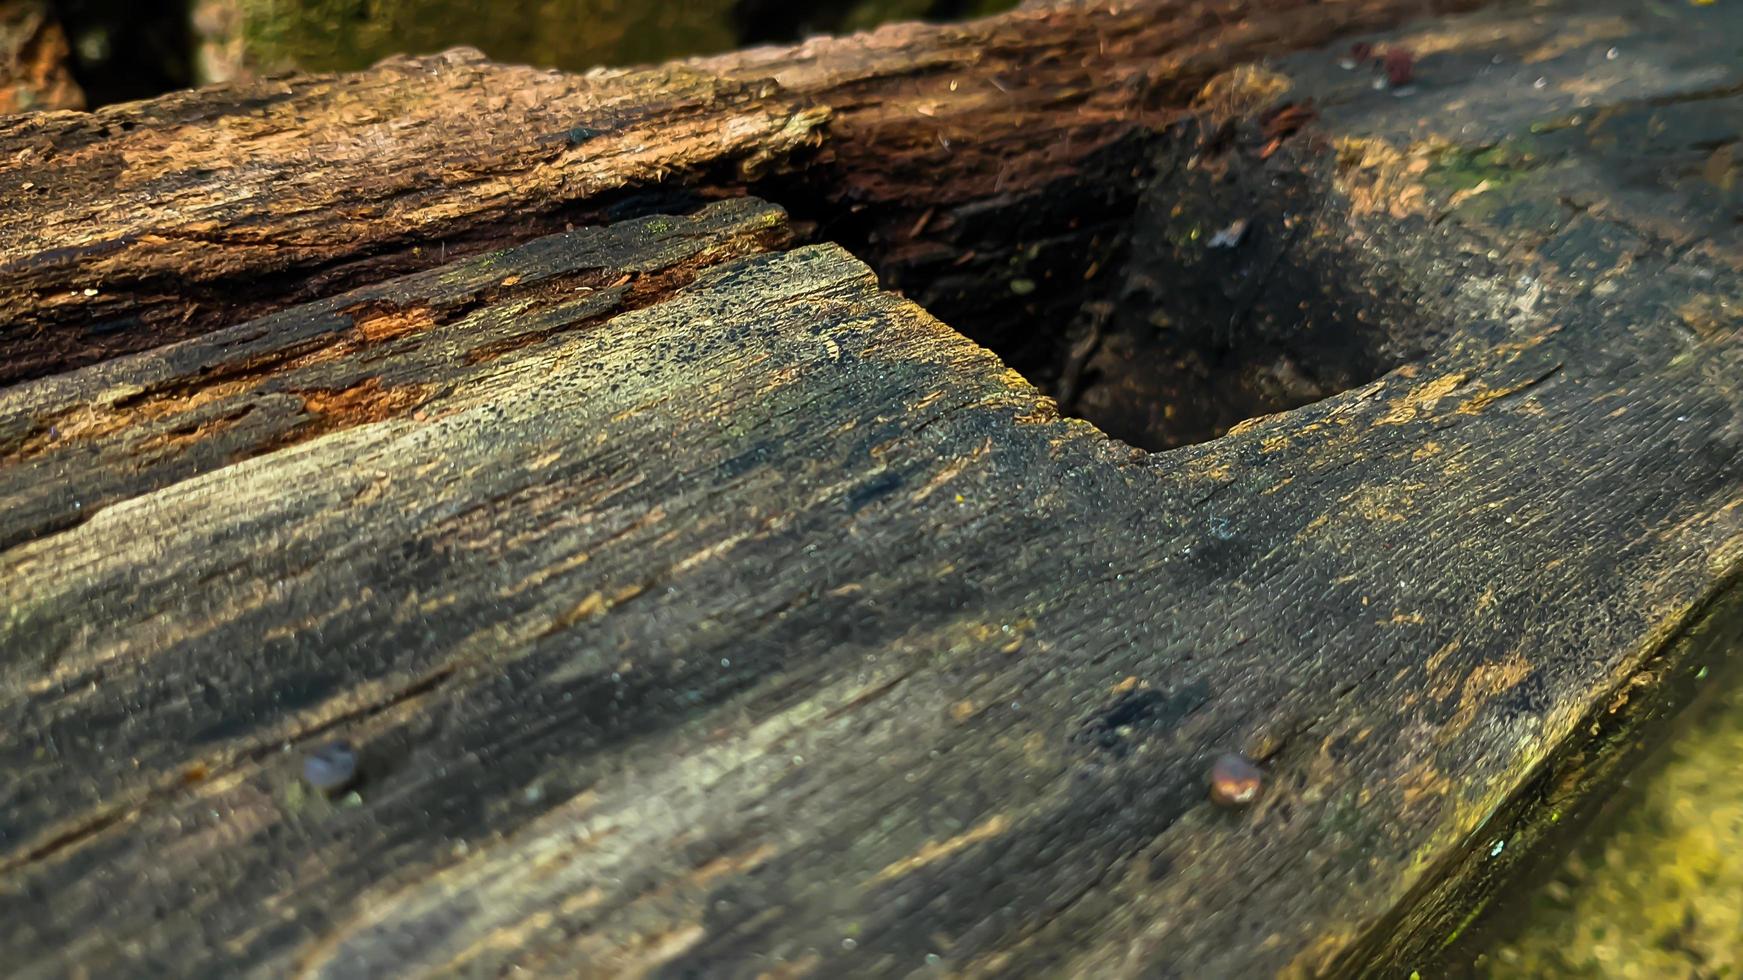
[1067, 121, 1443, 450]
[757, 117, 1449, 452]
[52, 0, 194, 106]
[734, 0, 1015, 46]
[26, 0, 1441, 454]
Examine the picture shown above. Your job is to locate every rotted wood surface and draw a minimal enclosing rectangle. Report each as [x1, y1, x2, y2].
[0, 0, 1485, 390]
[1, 0, 1741, 978]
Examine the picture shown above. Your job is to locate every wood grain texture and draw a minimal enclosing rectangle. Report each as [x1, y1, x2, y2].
[0, 0, 1485, 387]
[0, 196, 791, 550]
[1, 0, 1741, 977]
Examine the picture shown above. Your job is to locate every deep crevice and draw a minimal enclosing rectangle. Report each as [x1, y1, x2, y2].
[754, 117, 1450, 451]
[8, 112, 1445, 456]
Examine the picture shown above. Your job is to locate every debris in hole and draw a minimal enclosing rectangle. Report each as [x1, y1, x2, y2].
[1207, 219, 1249, 249]
[302, 741, 360, 795]
[1209, 752, 1264, 807]
[1054, 300, 1112, 413]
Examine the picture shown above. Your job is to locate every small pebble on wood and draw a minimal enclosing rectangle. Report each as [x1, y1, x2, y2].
[1209, 753, 1263, 807]
[302, 741, 359, 794]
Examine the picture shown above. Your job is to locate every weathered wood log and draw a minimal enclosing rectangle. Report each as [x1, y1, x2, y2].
[0, 197, 791, 550]
[1, 0, 1741, 977]
[0, 0, 1484, 395]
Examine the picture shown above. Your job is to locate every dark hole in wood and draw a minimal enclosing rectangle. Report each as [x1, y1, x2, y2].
[758, 119, 1453, 452]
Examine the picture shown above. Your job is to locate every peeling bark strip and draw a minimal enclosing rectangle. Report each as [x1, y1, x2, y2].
[0, 0, 1488, 387]
[2, 0, 1743, 977]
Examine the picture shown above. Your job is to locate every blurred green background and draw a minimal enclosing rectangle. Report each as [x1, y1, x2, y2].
[1467, 669, 1743, 978]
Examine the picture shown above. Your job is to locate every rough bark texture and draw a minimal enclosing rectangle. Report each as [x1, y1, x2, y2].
[1, 0, 1741, 978]
[0, 0, 1484, 391]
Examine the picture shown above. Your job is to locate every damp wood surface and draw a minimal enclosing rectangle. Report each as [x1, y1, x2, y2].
[1, 0, 1741, 977]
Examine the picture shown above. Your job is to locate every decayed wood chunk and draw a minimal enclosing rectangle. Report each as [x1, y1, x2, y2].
[0, 0, 1489, 387]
